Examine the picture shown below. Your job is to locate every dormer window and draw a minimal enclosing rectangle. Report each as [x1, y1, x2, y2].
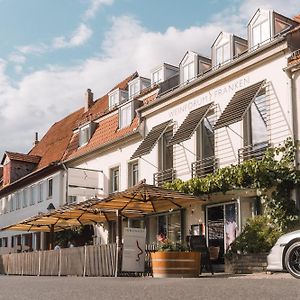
[129, 80, 139, 99]
[79, 122, 97, 147]
[179, 51, 211, 84]
[109, 92, 118, 108]
[212, 32, 247, 67]
[108, 89, 128, 109]
[183, 62, 195, 82]
[119, 103, 132, 128]
[252, 19, 270, 47]
[152, 69, 163, 84]
[151, 63, 179, 86]
[128, 77, 150, 99]
[216, 42, 230, 65]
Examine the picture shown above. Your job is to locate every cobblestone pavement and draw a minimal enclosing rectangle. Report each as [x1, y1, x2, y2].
[0, 272, 298, 300]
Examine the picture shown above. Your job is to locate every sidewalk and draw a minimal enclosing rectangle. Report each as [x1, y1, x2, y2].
[199, 271, 295, 279]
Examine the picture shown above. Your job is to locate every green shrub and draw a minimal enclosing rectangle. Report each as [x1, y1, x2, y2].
[229, 215, 281, 254]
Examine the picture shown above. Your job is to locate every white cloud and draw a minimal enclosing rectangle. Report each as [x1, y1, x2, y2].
[17, 43, 48, 55]
[0, 0, 299, 156]
[8, 53, 26, 64]
[84, 0, 114, 20]
[52, 23, 93, 49]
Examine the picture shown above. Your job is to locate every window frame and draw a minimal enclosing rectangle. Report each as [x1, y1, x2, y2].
[47, 178, 53, 199]
[119, 102, 133, 129]
[128, 161, 139, 187]
[183, 62, 195, 83]
[215, 42, 230, 66]
[38, 182, 43, 203]
[110, 166, 120, 193]
[252, 19, 270, 47]
[158, 128, 174, 171]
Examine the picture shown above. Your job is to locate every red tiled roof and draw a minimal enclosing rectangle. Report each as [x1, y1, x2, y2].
[294, 14, 300, 23]
[28, 72, 139, 169]
[3, 152, 41, 164]
[65, 114, 140, 160]
[29, 108, 83, 169]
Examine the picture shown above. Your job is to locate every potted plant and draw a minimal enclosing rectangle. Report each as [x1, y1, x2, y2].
[151, 234, 201, 278]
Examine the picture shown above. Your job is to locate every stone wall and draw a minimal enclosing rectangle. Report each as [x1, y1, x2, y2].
[225, 253, 268, 274]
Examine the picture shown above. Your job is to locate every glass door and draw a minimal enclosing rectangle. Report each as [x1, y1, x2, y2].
[206, 202, 239, 263]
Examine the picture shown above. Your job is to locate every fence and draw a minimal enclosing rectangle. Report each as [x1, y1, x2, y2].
[0, 244, 116, 277]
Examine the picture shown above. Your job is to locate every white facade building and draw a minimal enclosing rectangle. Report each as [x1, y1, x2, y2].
[0, 9, 300, 261]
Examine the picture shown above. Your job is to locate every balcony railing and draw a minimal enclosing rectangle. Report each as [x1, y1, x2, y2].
[288, 49, 300, 64]
[191, 156, 218, 178]
[153, 168, 176, 187]
[238, 141, 270, 164]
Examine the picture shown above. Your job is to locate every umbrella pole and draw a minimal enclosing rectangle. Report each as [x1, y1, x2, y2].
[115, 209, 122, 277]
[49, 224, 54, 250]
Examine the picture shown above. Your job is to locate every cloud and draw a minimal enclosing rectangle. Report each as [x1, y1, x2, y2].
[83, 0, 114, 20]
[0, 0, 300, 156]
[8, 53, 26, 64]
[52, 23, 93, 49]
[17, 43, 48, 55]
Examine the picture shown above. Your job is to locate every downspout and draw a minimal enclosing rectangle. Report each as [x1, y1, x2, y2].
[285, 66, 300, 208]
[62, 163, 68, 205]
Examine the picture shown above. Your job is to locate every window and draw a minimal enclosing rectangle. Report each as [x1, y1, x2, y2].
[152, 69, 163, 84]
[183, 62, 195, 82]
[157, 211, 182, 243]
[110, 167, 120, 193]
[159, 129, 173, 171]
[79, 122, 97, 147]
[10, 196, 14, 212]
[38, 182, 43, 203]
[48, 178, 53, 198]
[16, 192, 21, 210]
[128, 161, 139, 187]
[23, 189, 28, 208]
[244, 89, 268, 146]
[197, 119, 215, 159]
[3, 197, 8, 214]
[29, 186, 35, 206]
[216, 43, 230, 65]
[67, 196, 77, 204]
[252, 20, 270, 47]
[119, 103, 132, 129]
[109, 92, 118, 108]
[129, 81, 139, 98]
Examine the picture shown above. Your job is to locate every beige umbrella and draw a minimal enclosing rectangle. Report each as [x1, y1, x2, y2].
[85, 183, 206, 213]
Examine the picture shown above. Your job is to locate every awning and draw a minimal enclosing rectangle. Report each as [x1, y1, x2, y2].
[214, 80, 266, 130]
[168, 103, 213, 146]
[130, 120, 172, 159]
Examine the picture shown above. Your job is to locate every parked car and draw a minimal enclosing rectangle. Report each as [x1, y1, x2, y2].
[267, 229, 300, 279]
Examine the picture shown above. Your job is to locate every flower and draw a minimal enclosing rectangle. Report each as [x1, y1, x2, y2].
[156, 234, 188, 252]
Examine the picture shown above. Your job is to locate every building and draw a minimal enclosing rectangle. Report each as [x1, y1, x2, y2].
[0, 9, 300, 262]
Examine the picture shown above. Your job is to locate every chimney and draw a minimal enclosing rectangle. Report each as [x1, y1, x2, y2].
[85, 88, 94, 112]
[33, 132, 39, 146]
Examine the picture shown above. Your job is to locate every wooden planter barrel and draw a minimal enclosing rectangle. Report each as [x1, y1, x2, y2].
[151, 251, 201, 278]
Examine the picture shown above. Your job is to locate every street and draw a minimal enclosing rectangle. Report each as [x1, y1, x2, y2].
[0, 273, 298, 300]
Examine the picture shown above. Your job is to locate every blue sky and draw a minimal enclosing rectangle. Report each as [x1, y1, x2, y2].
[0, 0, 299, 156]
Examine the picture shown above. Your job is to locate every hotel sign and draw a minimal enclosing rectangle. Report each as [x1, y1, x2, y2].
[169, 76, 250, 117]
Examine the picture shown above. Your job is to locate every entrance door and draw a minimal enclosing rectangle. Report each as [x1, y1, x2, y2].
[206, 202, 239, 263]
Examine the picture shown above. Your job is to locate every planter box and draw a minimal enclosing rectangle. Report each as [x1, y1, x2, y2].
[151, 251, 201, 278]
[225, 253, 268, 274]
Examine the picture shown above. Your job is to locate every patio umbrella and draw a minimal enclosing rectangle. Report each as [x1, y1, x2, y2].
[84, 182, 206, 213]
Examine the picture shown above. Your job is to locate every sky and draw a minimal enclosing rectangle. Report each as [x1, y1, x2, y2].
[0, 0, 299, 157]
